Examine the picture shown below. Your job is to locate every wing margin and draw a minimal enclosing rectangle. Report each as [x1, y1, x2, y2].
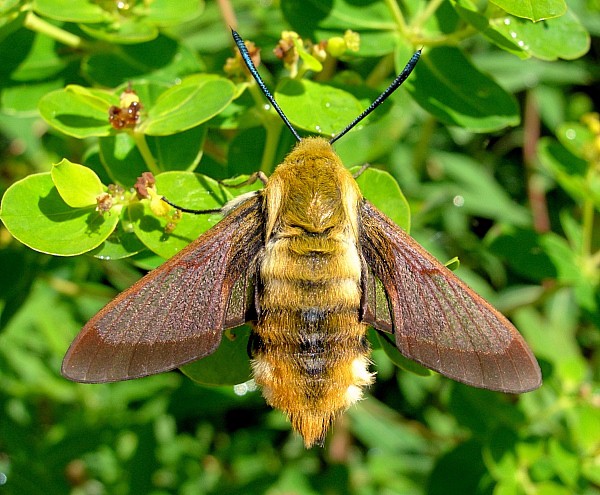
[359, 200, 541, 393]
[62, 194, 264, 383]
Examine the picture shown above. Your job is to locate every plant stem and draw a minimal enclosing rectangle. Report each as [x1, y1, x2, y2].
[24, 11, 88, 49]
[365, 53, 395, 87]
[384, 0, 407, 34]
[261, 119, 283, 175]
[216, 0, 238, 31]
[411, 115, 436, 174]
[523, 90, 550, 233]
[413, 0, 445, 28]
[246, 81, 285, 174]
[581, 196, 594, 259]
[131, 131, 161, 176]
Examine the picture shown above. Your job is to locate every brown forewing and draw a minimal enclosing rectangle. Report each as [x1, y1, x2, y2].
[62, 195, 264, 383]
[359, 200, 541, 393]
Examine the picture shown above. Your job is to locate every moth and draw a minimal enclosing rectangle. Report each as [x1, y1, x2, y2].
[63, 30, 542, 447]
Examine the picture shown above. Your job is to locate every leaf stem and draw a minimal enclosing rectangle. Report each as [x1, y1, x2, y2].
[24, 11, 88, 49]
[131, 131, 161, 176]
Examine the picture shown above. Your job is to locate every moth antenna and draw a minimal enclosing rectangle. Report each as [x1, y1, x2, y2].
[232, 29, 302, 142]
[161, 197, 222, 214]
[330, 48, 422, 145]
[160, 171, 268, 215]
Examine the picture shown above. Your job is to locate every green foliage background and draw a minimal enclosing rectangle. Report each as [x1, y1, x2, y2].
[0, 0, 599, 494]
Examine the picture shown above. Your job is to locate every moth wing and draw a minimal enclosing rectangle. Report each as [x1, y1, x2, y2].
[62, 195, 264, 383]
[359, 200, 541, 393]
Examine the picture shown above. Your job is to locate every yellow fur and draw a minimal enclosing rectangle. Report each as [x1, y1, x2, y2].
[251, 137, 374, 447]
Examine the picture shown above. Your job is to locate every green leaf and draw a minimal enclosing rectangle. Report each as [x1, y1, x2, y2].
[79, 18, 158, 44]
[147, 126, 207, 172]
[297, 48, 323, 72]
[353, 167, 410, 231]
[489, 11, 590, 61]
[38, 85, 116, 138]
[2, 79, 65, 115]
[32, 0, 110, 23]
[141, 0, 201, 25]
[0, 173, 118, 256]
[89, 227, 146, 260]
[488, 227, 557, 281]
[82, 35, 200, 87]
[540, 232, 597, 311]
[451, 0, 527, 58]
[51, 159, 105, 208]
[98, 133, 148, 187]
[538, 138, 600, 207]
[227, 127, 270, 177]
[141, 75, 236, 136]
[556, 122, 595, 158]
[400, 45, 520, 132]
[281, 0, 394, 33]
[373, 331, 431, 377]
[566, 404, 600, 455]
[548, 438, 580, 487]
[431, 151, 531, 226]
[489, 0, 567, 22]
[130, 172, 230, 259]
[181, 325, 252, 386]
[275, 79, 363, 137]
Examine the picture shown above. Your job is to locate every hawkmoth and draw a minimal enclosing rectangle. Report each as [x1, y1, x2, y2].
[63, 30, 541, 447]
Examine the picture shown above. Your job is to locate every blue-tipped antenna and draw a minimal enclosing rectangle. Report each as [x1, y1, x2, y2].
[232, 29, 420, 145]
[232, 29, 302, 142]
[329, 49, 421, 144]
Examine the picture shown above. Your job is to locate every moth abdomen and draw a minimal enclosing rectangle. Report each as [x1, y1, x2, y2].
[251, 307, 373, 447]
[252, 202, 373, 446]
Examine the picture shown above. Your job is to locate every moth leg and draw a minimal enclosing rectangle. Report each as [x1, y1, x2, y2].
[353, 163, 371, 179]
[225, 171, 268, 188]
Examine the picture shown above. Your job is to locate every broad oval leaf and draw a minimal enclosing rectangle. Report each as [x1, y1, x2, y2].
[0, 173, 119, 256]
[144, 0, 200, 25]
[451, 0, 527, 58]
[275, 79, 363, 137]
[98, 133, 147, 187]
[281, 0, 395, 33]
[90, 227, 147, 260]
[38, 85, 116, 138]
[353, 167, 411, 232]
[489, 0, 567, 22]
[372, 330, 431, 377]
[400, 45, 520, 132]
[79, 18, 158, 44]
[51, 159, 105, 208]
[130, 171, 231, 259]
[142, 75, 236, 136]
[181, 325, 253, 386]
[82, 36, 199, 87]
[489, 11, 589, 61]
[33, 0, 110, 23]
